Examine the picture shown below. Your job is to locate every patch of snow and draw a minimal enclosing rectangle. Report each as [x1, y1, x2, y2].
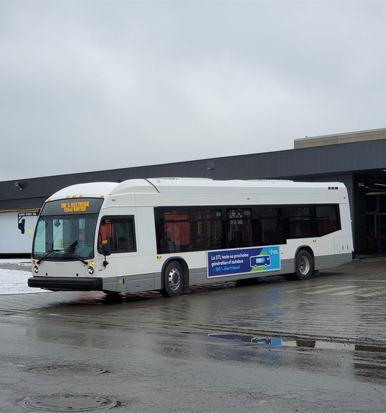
[0, 268, 50, 295]
[0, 259, 30, 266]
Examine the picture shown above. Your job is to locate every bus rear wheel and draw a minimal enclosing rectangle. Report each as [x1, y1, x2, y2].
[294, 250, 313, 280]
[160, 261, 184, 298]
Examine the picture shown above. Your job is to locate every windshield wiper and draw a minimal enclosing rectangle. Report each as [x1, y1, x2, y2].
[70, 254, 88, 265]
[36, 249, 61, 264]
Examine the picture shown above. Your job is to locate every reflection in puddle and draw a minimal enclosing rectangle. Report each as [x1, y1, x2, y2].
[209, 334, 282, 346]
[209, 334, 386, 354]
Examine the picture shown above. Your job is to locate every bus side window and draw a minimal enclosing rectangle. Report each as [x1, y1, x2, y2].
[289, 207, 312, 238]
[98, 217, 136, 253]
[158, 209, 190, 253]
[259, 207, 285, 245]
[226, 208, 253, 248]
[316, 205, 339, 236]
[98, 220, 112, 251]
[193, 209, 223, 251]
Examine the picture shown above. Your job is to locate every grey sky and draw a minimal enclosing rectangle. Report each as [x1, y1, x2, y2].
[1, 1, 385, 181]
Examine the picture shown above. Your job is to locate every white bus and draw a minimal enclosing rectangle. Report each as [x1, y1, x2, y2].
[28, 178, 353, 297]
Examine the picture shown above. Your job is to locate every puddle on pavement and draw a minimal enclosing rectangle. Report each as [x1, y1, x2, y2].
[26, 363, 108, 376]
[208, 333, 386, 354]
[19, 394, 120, 412]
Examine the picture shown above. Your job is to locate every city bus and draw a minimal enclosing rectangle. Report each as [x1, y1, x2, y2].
[28, 178, 353, 297]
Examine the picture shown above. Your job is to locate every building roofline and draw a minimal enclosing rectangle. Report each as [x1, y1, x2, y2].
[295, 127, 386, 142]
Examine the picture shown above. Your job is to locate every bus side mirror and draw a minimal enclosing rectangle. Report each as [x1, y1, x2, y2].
[18, 219, 25, 234]
[102, 239, 111, 256]
[102, 242, 111, 268]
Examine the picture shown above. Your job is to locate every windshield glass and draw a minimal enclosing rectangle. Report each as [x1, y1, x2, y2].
[32, 214, 99, 260]
[32, 198, 103, 260]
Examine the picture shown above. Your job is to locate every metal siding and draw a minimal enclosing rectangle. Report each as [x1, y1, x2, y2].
[303, 152, 312, 175]
[262, 154, 270, 178]
[375, 142, 384, 167]
[333, 148, 340, 172]
[328, 147, 337, 173]
[270, 153, 278, 177]
[306, 150, 317, 176]
[351, 145, 360, 172]
[281, 152, 293, 177]
[1, 139, 386, 211]
[315, 147, 322, 174]
[358, 145, 366, 170]
[0, 198, 45, 211]
[340, 145, 352, 172]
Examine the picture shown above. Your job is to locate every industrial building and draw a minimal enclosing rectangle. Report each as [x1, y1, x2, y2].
[1, 127, 386, 257]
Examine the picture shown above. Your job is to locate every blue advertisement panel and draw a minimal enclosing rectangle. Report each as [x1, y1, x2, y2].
[207, 246, 280, 278]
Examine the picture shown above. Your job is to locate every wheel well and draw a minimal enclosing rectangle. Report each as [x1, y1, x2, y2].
[295, 246, 315, 268]
[161, 257, 190, 289]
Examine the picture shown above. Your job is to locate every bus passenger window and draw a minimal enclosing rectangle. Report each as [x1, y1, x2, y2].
[316, 205, 339, 236]
[160, 230, 175, 253]
[98, 217, 136, 253]
[158, 210, 190, 253]
[289, 207, 312, 238]
[259, 208, 285, 245]
[193, 209, 223, 251]
[227, 209, 253, 248]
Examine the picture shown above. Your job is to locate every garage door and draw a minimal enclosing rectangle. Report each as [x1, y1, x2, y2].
[0, 212, 38, 254]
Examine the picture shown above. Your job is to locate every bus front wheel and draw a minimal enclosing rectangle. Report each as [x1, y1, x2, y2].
[294, 250, 314, 280]
[160, 261, 184, 298]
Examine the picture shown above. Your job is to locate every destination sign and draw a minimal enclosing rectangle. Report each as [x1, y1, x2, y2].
[60, 201, 90, 213]
[41, 198, 104, 216]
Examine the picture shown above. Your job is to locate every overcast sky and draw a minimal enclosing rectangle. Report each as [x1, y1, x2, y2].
[1, 1, 385, 181]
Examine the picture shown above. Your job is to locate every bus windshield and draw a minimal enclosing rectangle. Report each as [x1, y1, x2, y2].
[32, 198, 104, 260]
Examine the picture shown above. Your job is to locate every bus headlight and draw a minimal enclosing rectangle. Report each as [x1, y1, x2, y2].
[33, 265, 39, 274]
[88, 266, 94, 274]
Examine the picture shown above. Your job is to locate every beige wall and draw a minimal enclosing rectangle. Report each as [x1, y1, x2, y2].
[295, 128, 386, 149]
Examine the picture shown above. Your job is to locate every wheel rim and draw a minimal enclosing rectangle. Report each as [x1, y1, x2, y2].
[168, 267, 181, 292]
[298, 256, 310, 275]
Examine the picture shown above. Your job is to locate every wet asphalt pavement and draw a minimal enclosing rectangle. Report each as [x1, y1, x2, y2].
[1, 258, 386, 412]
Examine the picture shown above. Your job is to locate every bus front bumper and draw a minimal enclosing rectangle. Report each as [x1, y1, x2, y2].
[28, 276, 103, 291]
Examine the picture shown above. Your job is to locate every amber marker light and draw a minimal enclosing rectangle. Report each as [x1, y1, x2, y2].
[112, 199, 116, 202]
[90, 261, 95, 266]
[100, 195, 104, 198]
[313, 240, 317, 242]
[33, 260, 36, 265]
[157, 256, 162, 259]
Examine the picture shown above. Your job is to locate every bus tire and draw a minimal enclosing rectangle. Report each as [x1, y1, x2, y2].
[103, 291, 122, 301]
[160, 261, 184, 298]
[294, 250, 313, 280]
